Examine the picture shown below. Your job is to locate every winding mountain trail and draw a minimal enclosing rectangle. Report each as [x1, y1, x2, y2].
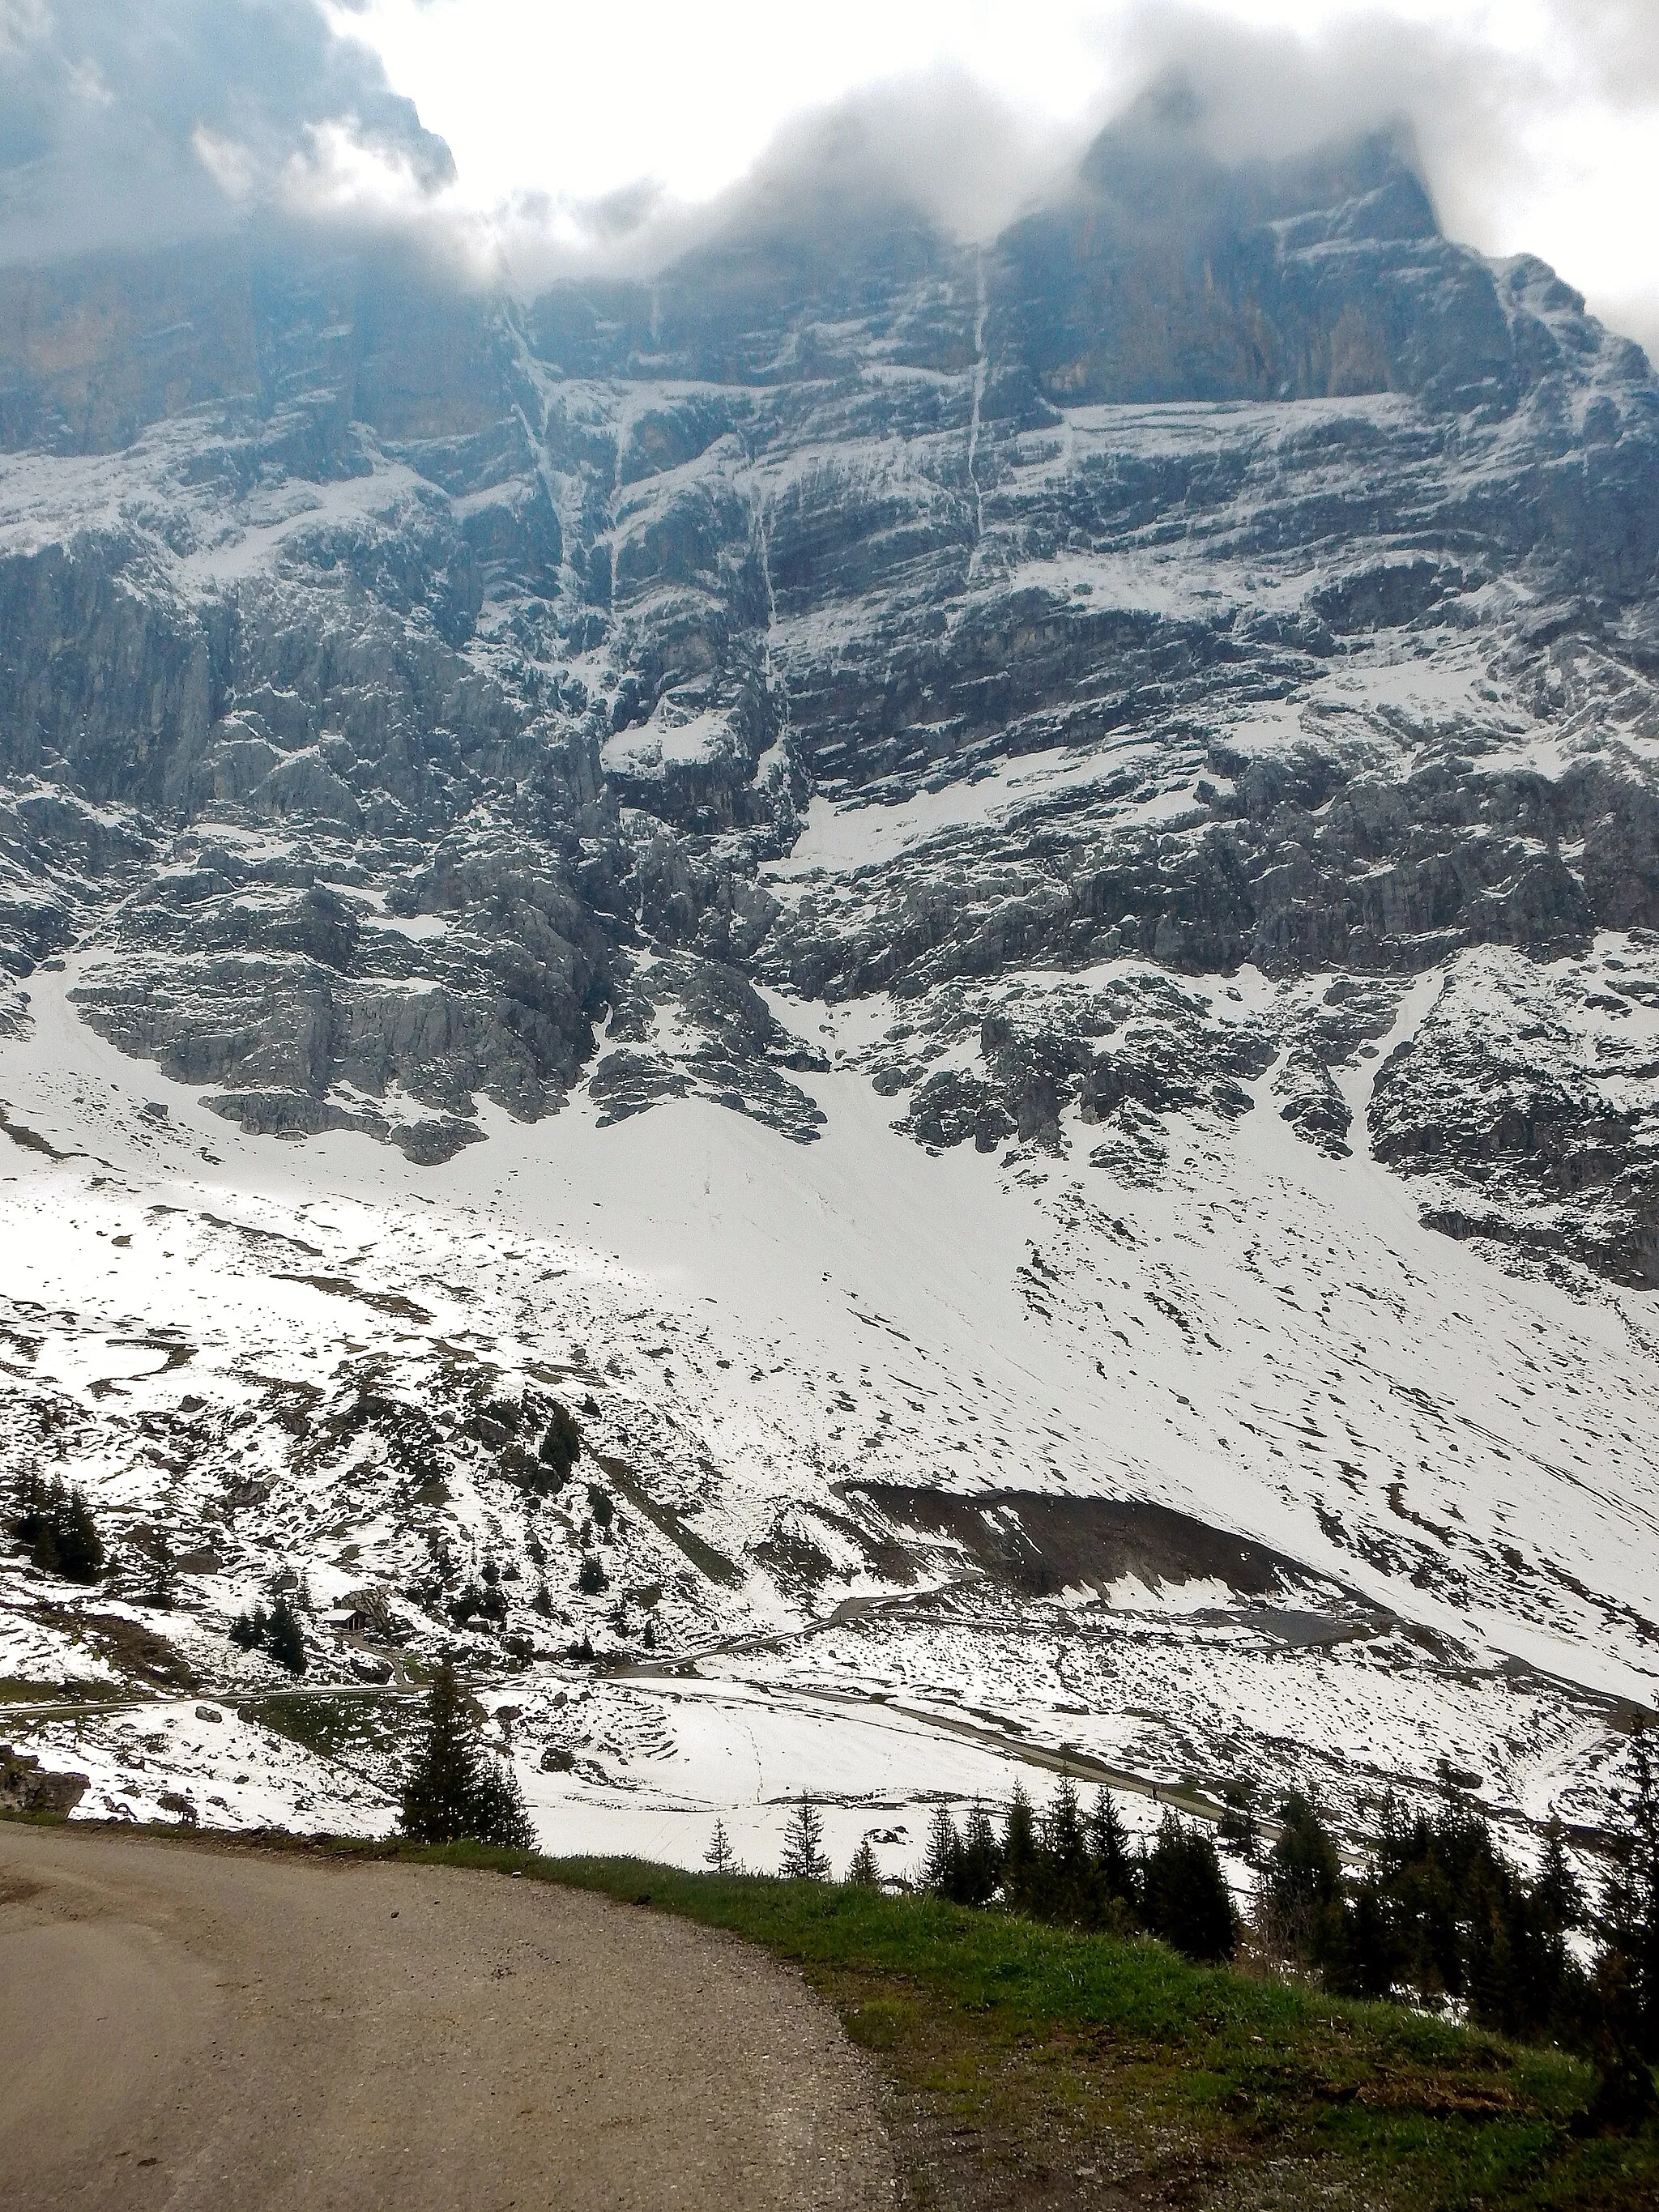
[0, 1824, 894, 2212]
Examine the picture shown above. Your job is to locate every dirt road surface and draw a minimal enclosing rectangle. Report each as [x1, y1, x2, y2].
[0, 1824, 896, 2211]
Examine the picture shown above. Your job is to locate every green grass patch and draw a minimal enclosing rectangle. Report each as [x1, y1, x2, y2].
[240, 1692, 420, 1767]
[0, 1675, 122, 1705]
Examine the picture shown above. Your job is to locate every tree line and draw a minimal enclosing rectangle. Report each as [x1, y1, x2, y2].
[1250, 1762, 1659, 2110]
[753, 1754, 1657, 2108]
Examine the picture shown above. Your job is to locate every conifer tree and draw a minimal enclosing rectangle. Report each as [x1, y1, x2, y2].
[130, 1523, 177, 1609]
[399, 1658, 536, 1848]
[1043, 1775, 1097, 1924]
[14, 1476, 104, 1582]
[267, 1593, 307, 1675]
[11, 1464, 44, 1546]
[470, 1745, 538, 1851]
[1595, 1731, 1659, 2065]
[958, 1801, 1003, 1907]
[779, 1794, 830, 1881]
[1536, 1822, 1583, 1936]
[536, 1403, 582, 1493]
[705, 1818, 739, 1874]
[1002, 1781, 1041, 1914]
[1218, 1782, 1260, 1860]
[55, 1487, 104, 1582]
[922, 1803, 963, 1897]
[1144, 1814, 1238, 1962]
[845, 1836, 881, 1887]
[1090, 1786, 1140, 1916]
[1257, 1790, 1344, 1964]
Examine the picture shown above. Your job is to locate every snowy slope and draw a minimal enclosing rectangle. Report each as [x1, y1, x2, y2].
[1, 927, 1654, 1875]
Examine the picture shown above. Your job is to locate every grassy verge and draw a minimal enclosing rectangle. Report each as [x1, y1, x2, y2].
[11, 1817, 1657, 2210]
[399, 1843, 1655, 2211]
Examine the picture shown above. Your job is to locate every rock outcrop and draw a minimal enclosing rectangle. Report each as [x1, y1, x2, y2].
[0, 1743, 89, 1817]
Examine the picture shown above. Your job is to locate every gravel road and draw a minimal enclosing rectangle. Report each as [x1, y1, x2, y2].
[0, 1823, 896, 2211]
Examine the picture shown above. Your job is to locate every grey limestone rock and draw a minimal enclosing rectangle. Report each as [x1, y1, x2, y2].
[0, 117, 1654, 1281]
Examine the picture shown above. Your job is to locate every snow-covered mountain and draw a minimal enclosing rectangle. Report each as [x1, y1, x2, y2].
[2, 110, 1656, 1879]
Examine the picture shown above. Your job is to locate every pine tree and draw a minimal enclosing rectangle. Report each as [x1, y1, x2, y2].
[705, 1818, 739, 1873]
[1536, 1822, 1584, 1935]
[846, 1836, 881, 1887]
[1257, 1790, 1344, 1964]
[1218, 1782, 1260, 1860]
[536, 1403, 582, 1493]
[578, 1552, 608, 1595]
[130, 1523, 177, 1609]
[1144, 1814, 1238, 1963]
[1090, 1786, 1140, 1917]
[55, 1487, 104, 1582]
[11, 1464, 96, 1575]
[779, 1795, 830, 1881]
[400, 1658, 537, 1848]
[922, 1803, 963, 1896]
[1595, 1731, 1659, 2064]
[586, 1484, 614, 1533]
[1042, 1775, 1097, 1924]
[958, 1801, 1003, 1907]
[28, 1475, 76, 1574]
[1002, 1781, 1041, 1915]
[400, 1660, 479, 1843]
[471, 1748, 537, 1851]
[11, 1464, 45, 1547]
[228, 1609, 259, 1651]
[267, 1594, 307, 1674]
[1333, 1876, 1404, 2000]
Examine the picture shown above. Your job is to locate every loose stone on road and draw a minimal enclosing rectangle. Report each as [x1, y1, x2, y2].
[0, 1824, 896, 2210]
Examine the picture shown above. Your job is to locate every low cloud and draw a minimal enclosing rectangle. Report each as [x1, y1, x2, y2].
[0, 0, 453, 265]
[0, 0, 1654, 355]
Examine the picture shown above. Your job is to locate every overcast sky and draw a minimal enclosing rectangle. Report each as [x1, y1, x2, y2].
[2, 1, 1657, 352]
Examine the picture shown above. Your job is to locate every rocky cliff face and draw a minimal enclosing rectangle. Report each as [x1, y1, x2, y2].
[2, 119, 1654, 1272]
